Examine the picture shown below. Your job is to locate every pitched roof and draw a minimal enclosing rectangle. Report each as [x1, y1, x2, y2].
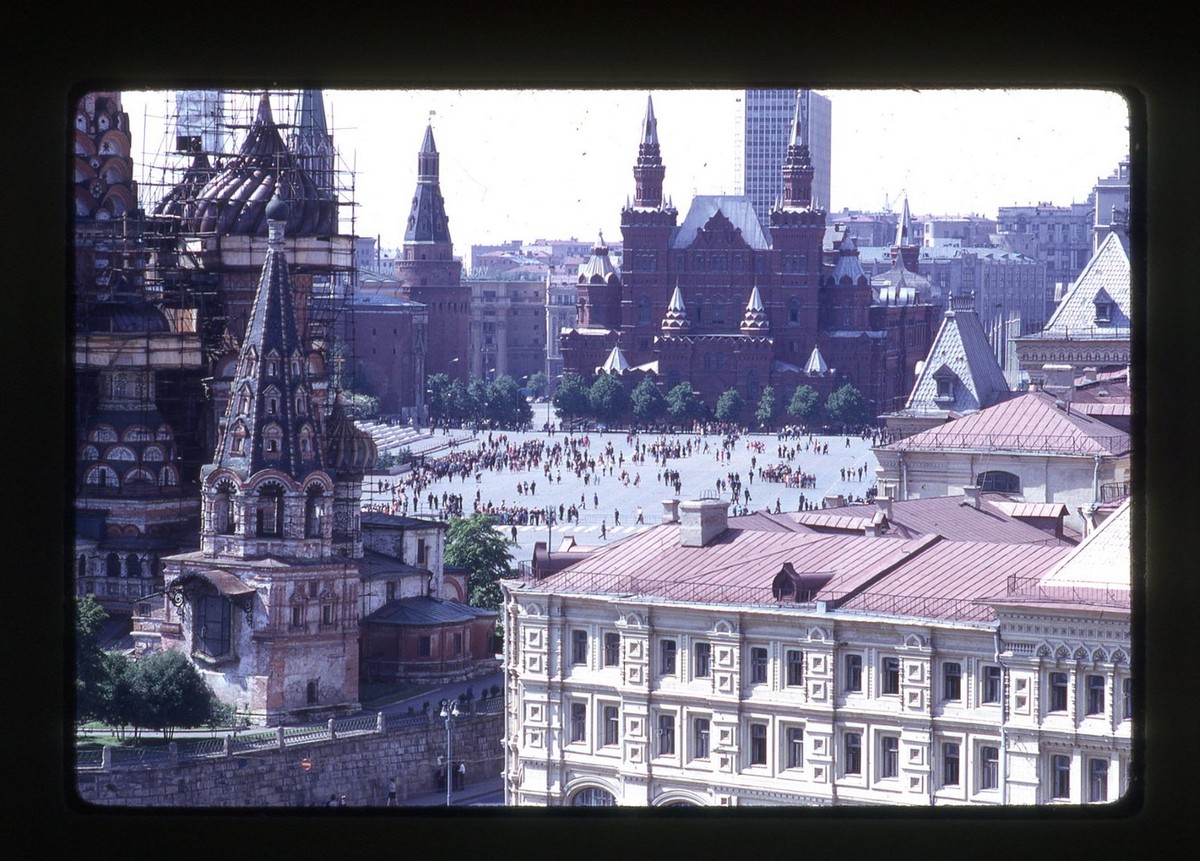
[1041, 231, 1131, 335]
[886, 390, 1130, 456]
[903, 305, 1010, 415]
[363, 595, 497, 626]
[792, 493, 1074, 545]
[673, 196, 768, 250]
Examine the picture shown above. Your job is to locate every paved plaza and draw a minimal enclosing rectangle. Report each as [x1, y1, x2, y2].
[361, 427, 883, 566]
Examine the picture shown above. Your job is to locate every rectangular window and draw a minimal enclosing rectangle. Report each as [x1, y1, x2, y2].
[942, 742, 960, 786]
[844, 732, 862, 775]
[321, 603, 334, 626]
[881, 657, 900, 695]
[982, 665, 1003, 704]
[570, 702, 586, 743]
[980, 745, 999, 790]
[943, 662, 962, 701]
[416, 538, 427, 566]
[694, 642, 711, 678]
[196, 594, 231, 657]
[660, 639, 677, 675]
[603, 706, 619, 746]
[291, 605, 303, 628]
[1086, 674, 1105, 715]
[1088, 758, 1109, 803]
[603, 632, 620, 667]
[418, 636, 431, 657]
[453, 632, 462, 655]
[1051, 754, 1071, 799]
[749, 723, 768, 766]
[786, 650, 804, 687]
[572, 630, 588, 665]
[750, 647, 769, 684]
[657, 713, 675, 756]
[880, 736, 899, 779]
[693, 718, 711, 760]
[1049, 672, 1069, 712]
[1123, 677, 1132, 720]
[845, 654, 863, 692]
[786, 727, 804, 769]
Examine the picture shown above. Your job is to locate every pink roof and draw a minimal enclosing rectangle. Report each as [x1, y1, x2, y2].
[841, 540, 1070, 622]
[886, 390, 1130, 456]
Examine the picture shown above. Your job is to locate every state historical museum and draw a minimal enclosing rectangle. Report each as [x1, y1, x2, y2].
[561, 96, 934, 419]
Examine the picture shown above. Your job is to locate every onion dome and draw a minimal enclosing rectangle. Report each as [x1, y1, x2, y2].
[153, 152, 214, 219]
[265, 186, 290, 223]
[740, 286, 769, 333]
[661, 285, 691, 333]
[181, 92, 335, 236]
[323, 393, 378, 475]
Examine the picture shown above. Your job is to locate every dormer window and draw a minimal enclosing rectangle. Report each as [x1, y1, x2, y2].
[936, 377, 954, 399]
[1094, 301, 1112, 323]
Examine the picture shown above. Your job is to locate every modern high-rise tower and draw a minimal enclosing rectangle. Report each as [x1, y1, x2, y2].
[734, 89, 832, 231]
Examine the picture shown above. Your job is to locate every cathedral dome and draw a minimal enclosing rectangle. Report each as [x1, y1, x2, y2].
[181, 93, 335, 237]
[323, 394, 378, 475]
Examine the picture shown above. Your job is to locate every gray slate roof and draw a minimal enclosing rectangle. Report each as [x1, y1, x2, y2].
[363, 595, 497, 626]
[672, 196, 768, 250]
[904, 305, 1010, 415]
[1042, 231, 1131, 335]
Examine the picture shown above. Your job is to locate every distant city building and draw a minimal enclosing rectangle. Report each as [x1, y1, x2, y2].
[465, 276, 548, 382]
[1091, 158, 1130, 250]
[995, 202, 1094, 302]
[173, 89, 229, 156]
[561, 95, 932, 417]
[545, 266, 580, 387]
[502, 495, 1130, 806]
[735, 89, 832, 230]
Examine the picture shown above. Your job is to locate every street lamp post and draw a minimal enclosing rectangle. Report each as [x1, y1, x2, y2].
[440, 700, 460, 806]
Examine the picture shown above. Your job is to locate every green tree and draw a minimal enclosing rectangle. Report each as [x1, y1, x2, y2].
[526, 371, 548, 398]
[75, 596, 110, 722]
[342, 391, 379, 419]
[445, 378, 471, 422]
[486, 375, 532, 426]
[98, 651, 139, 739]
[588, 373, 630, 422]
[755, 386, 778, 426]
[715, 388, 745, 423]
[630, 377, 666, 425]
[787, 384, 821, 425]
[824, 383, 872, 430]
[466, 376, 489, 423]
[552, 373, 591, 421]
[665, 381, 705, 425]
[444, 513, 514, 612]
[129, 650, 224, 740]
[426, 372, 453, 420]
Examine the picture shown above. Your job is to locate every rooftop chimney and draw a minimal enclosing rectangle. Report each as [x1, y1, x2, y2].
[679, 499, 729, 547]
[661, 498, 680, 524]
[1041, 363, 1075, 404]
[875, 490, 893, 521]
[963, 485, 981, 509]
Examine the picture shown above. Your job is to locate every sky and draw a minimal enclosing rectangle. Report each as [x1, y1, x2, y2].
[117, 88, 1130, 260]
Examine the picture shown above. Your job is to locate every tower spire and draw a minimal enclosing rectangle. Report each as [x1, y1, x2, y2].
[633, 94, 665, 208]
[781, 93, 814, 209]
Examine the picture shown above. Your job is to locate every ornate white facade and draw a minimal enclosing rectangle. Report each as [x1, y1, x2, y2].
[501, 500, 1132, 807]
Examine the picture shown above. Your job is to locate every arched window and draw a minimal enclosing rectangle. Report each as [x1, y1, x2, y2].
[256, 484, 285, 537]
[305, 486, 325, 538]
[77, 555, 87, 579]
[106, 552, 121, 579]
[571, 787, 616, 807]
[976, 471, 1020, 494]
[195, 586, 232, 658]
[747, 370, 760, 401]
[694, 296, 705, 324]
[126, 554, 141, 579]
[789, 297, 801, 324]
[637, 296, 651, 325]
[214, 484, 236, 535]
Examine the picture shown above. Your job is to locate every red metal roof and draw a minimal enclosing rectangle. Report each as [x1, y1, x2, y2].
[886, 390, 1130, 456]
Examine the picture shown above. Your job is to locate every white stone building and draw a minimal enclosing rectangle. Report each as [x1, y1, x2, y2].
[501, 497, 1131, 806]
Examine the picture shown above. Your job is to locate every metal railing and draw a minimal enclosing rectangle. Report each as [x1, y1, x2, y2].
[1005, 573, 1129, 607]
[892, 430, 1128, 455]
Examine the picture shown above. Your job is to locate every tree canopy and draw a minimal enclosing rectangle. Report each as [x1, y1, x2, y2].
[444, 513, 514, 612]
[485, 374, 532, 426]
[552, 373, 591, 420]
[715, 388, 745, 423]
[630, 377, 666, 424]
[665, 382, 705, 424]
[787, 384, 821, 425]
[525, 371, 548, 398]
[75, 596, 110, 722]
[588, 373, 630, 422]
[755, 386, 778, 426]
[824, 383, 872, 430]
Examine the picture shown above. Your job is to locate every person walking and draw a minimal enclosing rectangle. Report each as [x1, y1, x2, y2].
[386, 778, 397, 807]
[510, 524, 518, 545]
[600, 521, 607, 540]
[636, 505, 644, 524]
[614, 508, 620, 526]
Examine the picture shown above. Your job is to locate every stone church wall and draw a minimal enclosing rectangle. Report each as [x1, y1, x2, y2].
[75, 709, 503, 808]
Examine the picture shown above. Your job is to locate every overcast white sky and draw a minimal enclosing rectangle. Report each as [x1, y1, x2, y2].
[119, 88, 1130, 256]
